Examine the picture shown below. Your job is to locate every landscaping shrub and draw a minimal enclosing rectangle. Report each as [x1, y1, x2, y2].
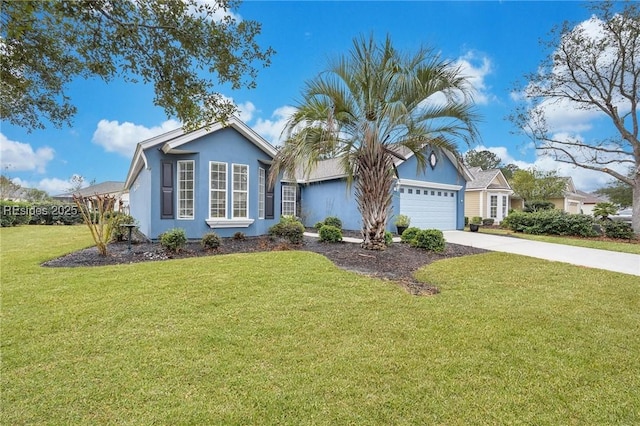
[503, 210, 598, 237]
[601, 220, 634, 240]
[269, 216, 305, 244]
[482, 218, 495, 226]
[108, 213, 137, 241]
[233, 231, 245, 240]
[384, 230, 393, 246]
[410, 229, 445, 252]
[0, 201, 31, 226]
[314, 221, 325, 230]
[318, 225, 343, 243]
[323, 216, 342, 229]
[524, 200, 555, 212]
[201, 232, 221, 249]
[400, 227, 420, 244]
[464, 216, 469, 226]
[160, 228, 187, 252]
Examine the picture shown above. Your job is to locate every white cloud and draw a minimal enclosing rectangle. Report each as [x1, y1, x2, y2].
[11, 176, 86, 196]
[252, 106, 296, 146]
[0, 133, 54, 173]
[92, 119, 181, 158]
[454, 51, 493, 105]
[235, 101, 256, 123]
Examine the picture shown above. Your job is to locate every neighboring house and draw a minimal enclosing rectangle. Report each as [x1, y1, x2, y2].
[576, 190, 608, 215]
[291, 147, 470, 232]
[510, 176, 585, 214]
[464, 167, 513, 224]
[53, 181, 129, 213]
[124, 117, 472, 239]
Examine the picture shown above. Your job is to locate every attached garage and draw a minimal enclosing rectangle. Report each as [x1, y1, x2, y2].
[398, 181, 460, 230]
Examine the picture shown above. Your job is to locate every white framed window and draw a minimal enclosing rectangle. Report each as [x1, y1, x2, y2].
[209, 162, 227, 218]
[258, 167, 265, 219]
[232, 164, 249, 218]
[282, 184, 296, 216]
[502, 195, 508, 219]
[490, 195, 498, 218]
[177, 160, 194, 219]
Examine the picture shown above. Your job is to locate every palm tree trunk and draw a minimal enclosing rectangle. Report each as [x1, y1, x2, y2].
[356, 137, 394, 250]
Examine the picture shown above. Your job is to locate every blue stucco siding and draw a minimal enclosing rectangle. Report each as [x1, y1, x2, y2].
[142, 127, 281, 239]
[128, 167, 152, 237]
[300, 149, 468, 232]
[300, 180, 362, 231]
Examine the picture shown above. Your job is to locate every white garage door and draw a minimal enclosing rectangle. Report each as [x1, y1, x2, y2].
[399, 185, 457, 230]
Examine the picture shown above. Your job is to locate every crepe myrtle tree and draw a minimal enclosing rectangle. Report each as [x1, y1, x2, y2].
[271, 35, 479, 250]
[510, 1, 640, 234]
[0, 0, 274, 131]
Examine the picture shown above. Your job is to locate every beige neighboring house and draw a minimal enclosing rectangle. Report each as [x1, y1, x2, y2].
[510, 176, 585, 214]
[576, 190, 609, 215]
[53, 181, 129, 213]
[464, 167, 513, 223]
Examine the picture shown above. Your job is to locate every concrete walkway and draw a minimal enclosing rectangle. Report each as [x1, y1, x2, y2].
[443, 231, 640, 276]
[303, 231, 640, 276]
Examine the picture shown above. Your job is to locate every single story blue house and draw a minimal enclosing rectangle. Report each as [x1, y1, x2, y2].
[124, 117, 471, 239]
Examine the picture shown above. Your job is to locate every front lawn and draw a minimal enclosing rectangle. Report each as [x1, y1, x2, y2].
[2, 226, 639, 424]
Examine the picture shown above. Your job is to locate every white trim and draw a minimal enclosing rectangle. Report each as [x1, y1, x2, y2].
[397, 178, 463, 191]
[258, 167, 265, 219]
[209, 161, 227, 219]
[206, 218, 255, 228]
[231, 163, 249, 219]
[177, 160, 195, 220]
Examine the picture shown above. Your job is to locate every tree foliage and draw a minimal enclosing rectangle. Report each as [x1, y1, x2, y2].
[595, 179, 633, 208]
[0, 0, 274, 131]
[271, 35, 479, 250]
[511, 1, 640, 233]
[464, 149, 502, 170]
[510, 168, 566, 203]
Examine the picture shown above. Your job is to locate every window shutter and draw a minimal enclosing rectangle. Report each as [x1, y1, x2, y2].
[265, 166, 274, 219]
[161, 161, 174, 219]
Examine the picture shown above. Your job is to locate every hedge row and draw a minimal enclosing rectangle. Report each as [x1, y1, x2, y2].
[502, 209, 634, 239]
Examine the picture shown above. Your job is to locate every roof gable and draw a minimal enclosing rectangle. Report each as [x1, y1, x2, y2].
[466, 168, 512, 191]
[125, 117, 277, 188]
[292, 146, 471, 184]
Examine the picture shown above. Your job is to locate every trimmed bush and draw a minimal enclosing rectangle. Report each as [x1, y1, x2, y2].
[160, 228, 187, 252]
[524, 200, 555, 212]
[323, 216, 342, 229]
[0, 201, 31, 226]
[482, 218, 495, 226]
[233, 232, 245, 240]
[400, 227, 420, 244]
[503, 210, 598, 237]
[108, 213, 137, 242]
[269, 216, 305, 244]
[201, 232, 222, 249]
[384, 230, 393, 246]
[318, 225, 343, 243]
[410, 229, 445, 252]
[314, 221, 325, 230]
[601, 220, 634, 240]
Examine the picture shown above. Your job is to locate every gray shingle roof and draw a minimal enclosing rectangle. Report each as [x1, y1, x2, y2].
[466, 168, 509, 190]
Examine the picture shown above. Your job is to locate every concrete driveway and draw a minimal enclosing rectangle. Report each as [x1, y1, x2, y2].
[443, 231, 640, 277]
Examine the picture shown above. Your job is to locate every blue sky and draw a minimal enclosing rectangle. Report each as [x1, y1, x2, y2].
[1, 1, 617, 195]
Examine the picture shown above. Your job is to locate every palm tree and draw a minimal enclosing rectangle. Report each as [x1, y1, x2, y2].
[272, 35, 479, 249]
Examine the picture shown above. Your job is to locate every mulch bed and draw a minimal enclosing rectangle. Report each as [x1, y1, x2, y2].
[42, 234, 487, 296]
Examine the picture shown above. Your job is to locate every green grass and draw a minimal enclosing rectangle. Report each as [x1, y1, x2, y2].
[476, 226, 640, 255]
[2, 226, 639, 424]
